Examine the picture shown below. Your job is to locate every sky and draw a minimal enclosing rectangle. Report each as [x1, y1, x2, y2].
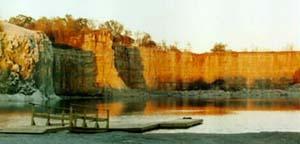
[1, 0, 300, 53]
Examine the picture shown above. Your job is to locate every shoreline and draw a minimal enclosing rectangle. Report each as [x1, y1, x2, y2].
[0, 88, 300, 102]
[1, 131, 300, 144]
[105, 88, 300, 99]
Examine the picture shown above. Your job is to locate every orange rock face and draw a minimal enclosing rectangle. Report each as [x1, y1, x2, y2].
[200, 52, 300, 85]
[140, 48, 300, 89]
[139, 47, 206, 90]
[52, 29, 126, 89]
[44, 28, 300, 90]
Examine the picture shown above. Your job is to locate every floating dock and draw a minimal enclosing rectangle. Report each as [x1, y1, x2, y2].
[0, 126, 69, 134]
[71, 118, 203, 133]
[0, 104, 203, 134]
[0, 118, 203, 134]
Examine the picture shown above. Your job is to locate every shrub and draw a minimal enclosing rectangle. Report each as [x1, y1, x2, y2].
[224, 76, 247, 91]
[187, 79, 211, 90]
[253, 79, 273, 89]
[211, 79, 226, 90]
[273, 77, 293, 89]
[0, 69, 36, 95]
[0, 70, 20, 94]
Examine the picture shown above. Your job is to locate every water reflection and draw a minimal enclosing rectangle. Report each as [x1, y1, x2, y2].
[143, 97, 300, 116]
[2, 97, 300, 132]
[1, 97, 300, 117]
[16, 97, 300, 116]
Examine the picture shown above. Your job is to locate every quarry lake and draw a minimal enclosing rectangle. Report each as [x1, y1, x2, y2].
[1, 96, 300, 134]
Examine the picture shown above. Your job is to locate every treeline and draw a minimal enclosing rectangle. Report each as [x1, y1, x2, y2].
[7, 14, 187, 51]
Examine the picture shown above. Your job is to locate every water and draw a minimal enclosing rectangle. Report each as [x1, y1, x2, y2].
[1, 96, 300, 133]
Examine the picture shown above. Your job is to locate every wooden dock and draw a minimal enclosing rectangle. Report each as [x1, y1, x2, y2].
[0, 103, 203, 134]
[0, 126, 69, 134]
[71, 118, 203, 133]
[0, 118, 203, 134]
[159, 118, 203, 129]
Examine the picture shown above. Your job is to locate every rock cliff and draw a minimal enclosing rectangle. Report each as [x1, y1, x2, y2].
[52, 29, 126, 89]
[15, 19, 300, 92]
[139, 48, 300, 90]
[52, 45, 98, 96]
[113, 45, 146, 89]
[41, 27, 300, 91]
[0, 22, 54, 98]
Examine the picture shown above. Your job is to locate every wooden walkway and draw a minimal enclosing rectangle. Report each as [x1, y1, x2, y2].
[0, 103, 203, 134]
[0, 126, 69, 134]
[106, 118, 203, 133]
[0, 118, 203, 134]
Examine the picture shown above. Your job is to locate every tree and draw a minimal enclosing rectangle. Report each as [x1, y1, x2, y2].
[133, 32, 156, 47]
[100, 20, 125, 37]
[8, 14, 35, 28]
[64, 15, 93, 32]
[211, 43, 227, 52]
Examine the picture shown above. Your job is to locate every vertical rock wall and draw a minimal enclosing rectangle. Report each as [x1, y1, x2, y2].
[48, 27, 300, 91]
[52, 46, 98, 96]
[113, 46, 146, 89]
[0, 22, 54, 98]
[200, 52, 300, 86]
[53, 29, 126, 89]
[139, 47, 205, 90]
[24, 23, 300, 92]
[139, 48, 300, 90]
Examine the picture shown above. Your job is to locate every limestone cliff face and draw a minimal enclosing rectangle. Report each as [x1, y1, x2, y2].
[200, 52, 300, 85]
[26, 23, 300, 91]
[139, 48, 300, 90]
[52, 47, 98, 96]
[52, 29, 126, 89]
[139, 47, 205, 90]
[113, 46, 146, 89]
[48, 28, 300, 90]
[0, 22, 54, 97]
